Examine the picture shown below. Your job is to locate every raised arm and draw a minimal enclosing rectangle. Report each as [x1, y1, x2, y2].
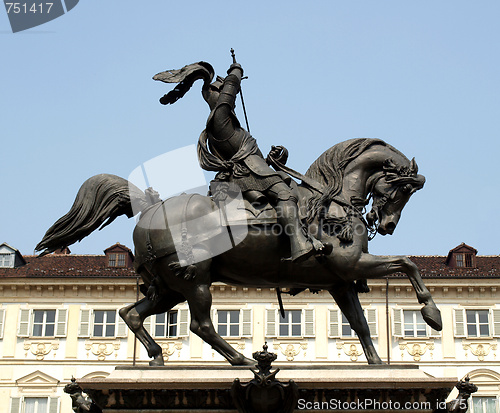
[210, 64, 244, 140]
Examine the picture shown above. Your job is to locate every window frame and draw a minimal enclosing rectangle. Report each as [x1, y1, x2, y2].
[216, 309, 241, 337]
[32, 310, 57, 337]
[153, 310, 179, 338]
[212, 308, 252, 339]
[278, 309, 303, 338]
[466, 309, 491, 338]
[92, 310, 117, 338]
[108, 253, 126, 267]
[0, 252, 13, 268]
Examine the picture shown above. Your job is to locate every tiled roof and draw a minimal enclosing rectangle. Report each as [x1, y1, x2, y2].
[395, 255, 500, 279]
[0, 254, 136, 278]
[0, 252, 498, 279]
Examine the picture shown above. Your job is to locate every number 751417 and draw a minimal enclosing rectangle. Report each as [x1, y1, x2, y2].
[5, 3, 54, 14]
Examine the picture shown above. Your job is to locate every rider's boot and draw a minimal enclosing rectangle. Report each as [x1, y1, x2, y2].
[276, 199, 319, 263]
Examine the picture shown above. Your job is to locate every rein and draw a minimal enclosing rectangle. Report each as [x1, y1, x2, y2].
[267, 152, 379, 239]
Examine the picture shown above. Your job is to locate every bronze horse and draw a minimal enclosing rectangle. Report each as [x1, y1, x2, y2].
[36, 138, 441, 366]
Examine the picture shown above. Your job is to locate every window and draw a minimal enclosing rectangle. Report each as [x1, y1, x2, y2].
[154, 311, 178, 338]
[213, 309, 252, 338]
[18, 309, 67, 338]
[328, 308, 377, 338]
[467, 310, 490, 337]
[93, 310, 116, 337]
[78, 309, 128, 338]
[455, 253, 473, 268]
[266, 309, 313, 338]
[32, 310, 56, 337]
[279, 310, 302, 337]
[108, 253, 126, 267]
[471, 396, 499, 413]
[9, 397, 59, 413]
[404, 310, 427, 338]
[0, 253, 13, 268]
[144, 308, 190, 338]
[341, 313, 357, 338]
[25, 398, 48, 413]
[454, 309, 500, 338]
[217, 310, 240, 337]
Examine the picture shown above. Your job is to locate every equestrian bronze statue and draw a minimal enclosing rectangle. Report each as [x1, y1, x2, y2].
[36, 56, 441, 366]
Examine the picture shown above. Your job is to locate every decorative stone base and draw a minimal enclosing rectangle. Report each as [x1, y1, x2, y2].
[79, 364, 457, 412]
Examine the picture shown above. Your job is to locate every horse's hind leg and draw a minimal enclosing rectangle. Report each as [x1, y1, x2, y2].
[119, 290, 185, 366]
[185, 282, 254, 366]
[329, 283, 383, 364]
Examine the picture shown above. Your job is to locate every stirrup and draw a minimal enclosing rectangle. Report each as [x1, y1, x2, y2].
[291, 244, 315, 263]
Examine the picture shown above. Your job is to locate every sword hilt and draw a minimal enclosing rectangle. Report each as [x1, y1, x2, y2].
[230, 48, 237, 64]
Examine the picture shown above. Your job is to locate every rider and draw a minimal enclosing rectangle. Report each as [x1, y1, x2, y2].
[197, 62, 326, 262]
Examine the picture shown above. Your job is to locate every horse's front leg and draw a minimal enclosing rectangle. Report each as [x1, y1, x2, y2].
[351, 254, 442, 331]
[329, 283, 383, 364]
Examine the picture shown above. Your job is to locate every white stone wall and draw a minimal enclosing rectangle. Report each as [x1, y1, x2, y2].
[0, 277, 499, 412]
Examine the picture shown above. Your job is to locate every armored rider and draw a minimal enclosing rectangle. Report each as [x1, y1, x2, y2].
[197, 61, 326, 262]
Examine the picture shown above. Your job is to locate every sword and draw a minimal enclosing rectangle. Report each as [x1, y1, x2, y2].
[230, 48, 251, 133]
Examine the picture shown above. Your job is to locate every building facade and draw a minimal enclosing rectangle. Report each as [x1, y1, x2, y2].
[0, 242, 498, 413]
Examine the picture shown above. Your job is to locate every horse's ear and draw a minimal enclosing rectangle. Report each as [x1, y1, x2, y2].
[410, 158, 418, 174]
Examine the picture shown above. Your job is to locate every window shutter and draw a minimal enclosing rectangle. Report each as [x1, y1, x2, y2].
[116, 311, 128, 338]
[392, 308, 403, 337]
[18, 309, 31, 337]
[55, 309, 68, 337]
[48, 397, 59, 413]
[9, 397, 21, 413]
[454, 308, 466, 337]
[143, 316, 152, 335]
[491, 309, 500, 337]
[178, 309, 189, 337]
[241, 309, 252, 337]
[265, 309, 276, 337]
[78, 309, 91, 337]
[328, 309, 340, 338]
[303, 309, 315, 337]
[0, 309, 5, 339]
[365, 308, 378, 337]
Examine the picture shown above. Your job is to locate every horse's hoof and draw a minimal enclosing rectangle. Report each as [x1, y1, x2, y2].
[230, 356, 255, 366]
[421, 305, 442, 331]
[149, 357, 165, 367]
[368, 358, 385, 365]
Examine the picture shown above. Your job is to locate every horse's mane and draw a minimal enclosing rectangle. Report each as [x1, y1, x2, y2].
[304, 138, 397, 222]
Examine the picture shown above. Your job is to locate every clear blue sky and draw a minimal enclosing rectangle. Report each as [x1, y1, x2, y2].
[1, 1, 499, 257]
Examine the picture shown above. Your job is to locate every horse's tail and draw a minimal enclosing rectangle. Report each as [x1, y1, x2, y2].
[35, 174, 153, 256]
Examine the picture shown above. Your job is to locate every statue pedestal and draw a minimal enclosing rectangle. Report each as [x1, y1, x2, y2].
[79, 364, 457, 412]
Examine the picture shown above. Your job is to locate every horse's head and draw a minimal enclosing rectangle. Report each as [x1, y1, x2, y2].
[367, 158, 425, 235]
